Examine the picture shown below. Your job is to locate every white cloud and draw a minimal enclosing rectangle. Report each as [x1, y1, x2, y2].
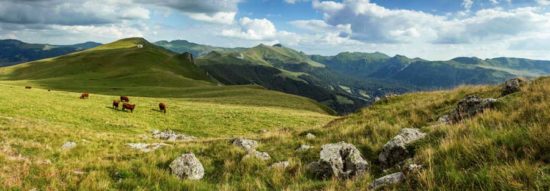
[222, 17, 278, 40]
[186, 12, 237, 24]
[463, 0, 474, 10]
[285, 0, 310, 4]
[537, 0, 550, 5]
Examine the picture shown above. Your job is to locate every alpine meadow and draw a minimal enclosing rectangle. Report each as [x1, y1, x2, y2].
[0, 0, 549, 190]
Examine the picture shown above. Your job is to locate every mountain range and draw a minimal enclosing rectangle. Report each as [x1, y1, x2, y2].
[2, 38, 550, 114]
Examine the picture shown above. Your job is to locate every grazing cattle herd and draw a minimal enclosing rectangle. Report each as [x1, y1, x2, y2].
[26, 86, 167, 114]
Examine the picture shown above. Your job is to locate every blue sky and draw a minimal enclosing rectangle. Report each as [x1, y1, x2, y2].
[1, 0, 550, 60]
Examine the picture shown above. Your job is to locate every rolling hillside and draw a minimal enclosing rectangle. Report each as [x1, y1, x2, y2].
[0, 39, 101, 66]
[196, 44, 369, 114]
[0, 38, 332, 114]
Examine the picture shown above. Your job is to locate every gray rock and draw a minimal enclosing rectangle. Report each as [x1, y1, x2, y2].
[449, 95, 497, 123]
[152, 130, 195, 141]
[437, 115, 450, 125]
[378, 128, 426, 167]
[270, 161, 290, 170]
[62, 141, 77, 150]
[369, 172, 405, 190]
[403, 163, 423, 175]
[308, 142, 368, 179]
[169, 153, 204, 180]
[243, 150, 271, 161]
[305, 133, 316, 140]
[502, 78, 525, 96]
[127, 143, 168, 153]
[296, 144, 312, 152]
[232, 138, 258, 151]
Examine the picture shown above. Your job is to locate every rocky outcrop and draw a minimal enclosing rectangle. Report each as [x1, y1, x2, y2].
[502, 78, 525, 96]
[152, 130, 195, 141]
[169, 153, 204, 180]
[62, 141, 77, 150]
[243, 150, 271, 161]
[232, 138, 258, 151]
[127, 143, 168, 153]
[308, 142, 368, 179]
[270, 161, 290, 170]
[378, 128, 426, 167]
[449, 95, 497, 123]
[368, 172, 405, 190]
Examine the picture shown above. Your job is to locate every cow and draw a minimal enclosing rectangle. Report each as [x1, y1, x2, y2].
[80, 93, 89, 99]
[113, 100, 120, 110]
[25, 86, 32, 89]
[120, 96, 130, 102]
[122, 103, 136, 113]
[159, 103, 167, 114]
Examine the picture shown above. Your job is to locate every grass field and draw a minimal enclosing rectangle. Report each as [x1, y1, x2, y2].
[2, 78, 548, 190]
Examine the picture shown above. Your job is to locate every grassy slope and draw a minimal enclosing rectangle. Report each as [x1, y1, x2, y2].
[0, 38, 332, 114]
[2, 77, 548, 190]
[0, 84, 333, 190]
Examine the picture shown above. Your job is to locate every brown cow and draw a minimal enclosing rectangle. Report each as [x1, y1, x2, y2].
[25, 86, 32, 89]
[120, 96, 130, 102]
[80, 93, 89, 99]
[113, 100, 120, 110]
[159, 103, 167, 114]
[122, 103, 136, 113]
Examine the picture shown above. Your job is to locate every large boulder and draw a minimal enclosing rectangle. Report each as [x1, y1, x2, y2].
[232, 138, 258, 151]
[502, 78, 525, 96]
[308, 142, 368, 179]
[169, 153, 205, 180]
[378, 128, 426, 167]
[449, 95, 497, 123]
[369, 172, 405, 190]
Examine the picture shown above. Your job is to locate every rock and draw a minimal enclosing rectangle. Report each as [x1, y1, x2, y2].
[152, 130, 195, 141]
[374, 96, 381, 102]
[296, 144, 312, 152]
[369, 172, 405, 190]
[437, 115, 450, 125]
[270, 161, 290, 170]
[305, 133, 316, 140]
[243, 150, 271, 161]
[62, 141, 77, 150]
[449, 95, 497, 123]
[502, 78, 525, 96]
[378, 128, 426, 167]
[127, 143, 168, 153]
[169, 153, 205, 180]
[403, 163, 423, 175]
[232, 138, 258, 151]
[308, 142, 368, 179]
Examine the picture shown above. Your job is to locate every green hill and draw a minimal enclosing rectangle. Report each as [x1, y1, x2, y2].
[155, 40, 245, 57]
[0, 38, 333, 114]
[197, 44, 367, 114]
[0, 39, 101, 66]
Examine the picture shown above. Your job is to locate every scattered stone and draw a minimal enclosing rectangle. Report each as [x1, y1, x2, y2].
[152, 130, 195, 141]
[437, 115, 450, 125]
[308, 142, 368, 179]
[127, 143, 168, 153]
[62, 142, 77, 150]
[403, 163, 423, 175]
[378, 128, 426, 167]
[305, 133, 316, 140]
[502, 78, 525, 96]
[243, 150, 271, 161]
[369, 172, 405, 190]
[296, 144, 312, 152]
[374, 96, 381, 102]
[169, 153, 205, 180]
[449, 95, 497, 123]
[270, 161, 290, 170]
[232, 138, 258, 151]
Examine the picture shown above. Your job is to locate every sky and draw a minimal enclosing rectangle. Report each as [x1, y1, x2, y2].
[1, 0, 550, 60]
